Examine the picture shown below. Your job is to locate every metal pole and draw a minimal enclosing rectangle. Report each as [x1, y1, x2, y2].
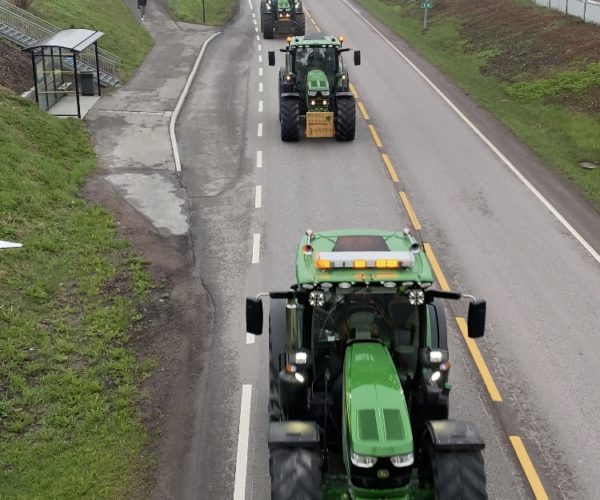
[94, 42, 101, 97]
[203, 0, 206, 24]
[583, 0, 587, 20]
[423, 7, 429, 31]
[41, 47, 49, 110]
[31, 51, 39, 106]
[72, 52, 81, 118]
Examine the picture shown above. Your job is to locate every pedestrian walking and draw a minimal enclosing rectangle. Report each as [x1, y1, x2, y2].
[137, 0, 147, 20]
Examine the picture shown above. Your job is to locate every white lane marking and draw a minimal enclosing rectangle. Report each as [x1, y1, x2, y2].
[257, 122, 263, 137]
[253, 18, 257, 25]
[259, 81, 263, 93]
[233, 384, 252, 499]
[252, 234, 261, 263]
[255, 26, 259, 32]
[257, 150, 263, 168]
[255, 185, 262, 208]
[245, 332, 255, 344]
[258, 43, 262, 51]
[257, 34, 260, 40]
[259, 100, 263, 112]
[259, 54, 263, 63]
[170, 32, 222, 172]
[247, 0, 253, 9]
[252, 12, 256, 18]
[342, 0, 600, 266]
[259, 67, 263, 77]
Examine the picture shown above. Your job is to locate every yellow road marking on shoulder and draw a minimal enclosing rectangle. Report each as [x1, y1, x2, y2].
[315, 25, 322, 32]
[369, 125, 383, 148]
[349, 83, 358, 98]
[455, 317, 503, 402]
[423, 243, 450, 291]
[509, 436, 549, 500]
[357, 101, 369, 120]
[310, 17, 316, 25]
[399, 192, 421, 230]
[382, 154, 399, 183]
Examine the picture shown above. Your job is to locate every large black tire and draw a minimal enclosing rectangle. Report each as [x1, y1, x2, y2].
[270, 447, 322, 500]
[269, 300, 286, 421]
[294, 13, 305, 35]
[334, 96, 355, 141]
[280, 98, 300, 142]
[263, 14, 274, 39]
[420, 439, 487, 500]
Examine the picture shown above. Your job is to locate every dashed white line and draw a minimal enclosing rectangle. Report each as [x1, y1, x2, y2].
[245, 332, 255, 344]
[256, 34, 260, 40]
[259, 67, 263, 76]
[257, 122, 263, 137]
[259, 100, 263, 112]
[255, 185, 262, 208]
[252, 12, 256, 18]
[253, 19, 257, 25]
[252, 234, 261, 263]
[258, 54, 263, 63]
[257, 150, 263, 168]
[247, 0, 253, 9]
[258, 43, 262, 51]
[254, 26, 259, 32]
[233, 384, 252, 499]
[259, 82, 263, 93]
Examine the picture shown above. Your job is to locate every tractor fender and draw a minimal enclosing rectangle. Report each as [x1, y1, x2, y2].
[335, 91, 353, 98]
[268, 421, 320, 450]
[281, 92, 300, 99]
[424, 420, 485, 451]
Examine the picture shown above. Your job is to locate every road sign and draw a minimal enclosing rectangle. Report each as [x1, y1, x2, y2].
[421, 1, 432, 8]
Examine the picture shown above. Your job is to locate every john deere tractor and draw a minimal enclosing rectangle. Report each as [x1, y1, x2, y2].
[260, 0, 305, 39]
[246, 229, 488, 499]
[268, 36, 361, 141]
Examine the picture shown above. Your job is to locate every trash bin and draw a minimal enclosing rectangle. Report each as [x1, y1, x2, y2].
[79, 72, 95, 96]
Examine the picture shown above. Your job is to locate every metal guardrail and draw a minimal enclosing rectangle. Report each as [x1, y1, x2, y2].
[0, 0, 121, 81]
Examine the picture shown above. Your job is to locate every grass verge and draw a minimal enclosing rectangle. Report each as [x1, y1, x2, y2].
[355, 0, 600, 208]
[0, 88, 153, 498]
[164, 0, 237, 25]
[31, 0, 153, 80]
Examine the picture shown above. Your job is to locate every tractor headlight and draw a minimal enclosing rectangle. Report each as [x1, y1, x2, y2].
[322, 99, 328, 106]
[266, 3, 271, 10]
[407, 289, 425, 305]
[351, 451, 377, 468]
[390, 452, 414, 468]
[310, 100, 316, 106]
[429, 350, 443, 364]
[308, 290, 325, 307]
[430, 370, 442, 383]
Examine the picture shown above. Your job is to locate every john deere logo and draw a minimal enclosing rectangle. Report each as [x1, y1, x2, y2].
[377, 469, 389, 479]
[325, 115, 332, 123]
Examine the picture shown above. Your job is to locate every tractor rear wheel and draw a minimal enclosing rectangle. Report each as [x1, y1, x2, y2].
[420, 439, 487, 499]
[269, 300, 286, 421]
[263, 14, 274, 39]
[270, 447, 322, 500]
[280, 98, 300, 142]
[334, 96, 355, 141]
[295, 14, 305, 35]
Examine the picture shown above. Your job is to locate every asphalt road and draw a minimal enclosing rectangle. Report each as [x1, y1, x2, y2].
[174, 0, 600, 498]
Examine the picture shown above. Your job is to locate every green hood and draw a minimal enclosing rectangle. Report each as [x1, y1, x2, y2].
[344, 342, 413, 457]
[306, 69, 329, 93]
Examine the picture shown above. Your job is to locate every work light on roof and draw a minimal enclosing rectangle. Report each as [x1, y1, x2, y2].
[407, 289, 425, 305]
[309, 290, 325, 307]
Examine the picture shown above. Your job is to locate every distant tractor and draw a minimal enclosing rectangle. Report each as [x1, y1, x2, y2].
[247, 229, 488, 499]
[268, 35, 361, 141]
[260, 0, 305, 39]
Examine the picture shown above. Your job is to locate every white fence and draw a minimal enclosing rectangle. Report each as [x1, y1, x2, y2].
[533, 0, 600, 24]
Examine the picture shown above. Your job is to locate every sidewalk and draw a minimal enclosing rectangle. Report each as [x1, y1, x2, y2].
[86, 1, 217, 237]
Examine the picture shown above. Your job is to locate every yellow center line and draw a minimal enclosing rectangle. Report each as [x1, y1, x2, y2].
[509, 436, 549, 500]
[399, 192, 421, 230]
[315, 25, 322, 33]
[310, 18, 317, 25]
[357, 101, 369, 120]
[349, 83, 358, 98]
[368, 125, 383, 148]
[455, 317, 503, 402]
[423, 243, 450, 291]
[381, 154, 399, 183]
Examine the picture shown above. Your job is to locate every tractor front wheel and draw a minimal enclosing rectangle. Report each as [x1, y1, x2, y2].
[420, 439, 487, 499]
[270, 447, 322, 500]
[280, 98, 300, 142]
[334, 96, 355, 141]
[263, 14, 274, 39]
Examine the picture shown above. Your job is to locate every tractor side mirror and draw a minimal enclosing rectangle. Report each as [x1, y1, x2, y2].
[246, 297, 264, 335]
[354, 50, 361, 66]
[268, 51, 276, 66]
[467, 300, 486, 338]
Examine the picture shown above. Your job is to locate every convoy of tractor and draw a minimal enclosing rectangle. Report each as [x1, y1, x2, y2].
[247, 229, 488, 499]
[261, 0, 306, 39]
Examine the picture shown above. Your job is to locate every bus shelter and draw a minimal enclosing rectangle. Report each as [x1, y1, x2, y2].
[24, 29, 104, 118]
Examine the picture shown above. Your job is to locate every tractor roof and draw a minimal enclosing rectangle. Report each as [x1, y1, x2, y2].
[295, 229, 435, 287]
[288, 35, 342, 48]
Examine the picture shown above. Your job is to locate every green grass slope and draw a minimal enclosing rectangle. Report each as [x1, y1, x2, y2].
[31, 0, 153, 80]
[0, 88, 152, 497]
[165, 0, 238, 25]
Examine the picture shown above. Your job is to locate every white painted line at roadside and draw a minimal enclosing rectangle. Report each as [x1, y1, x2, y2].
[247, 0, 253, 10]
[252, 12, 256, 18]
[259, 100, 263, 112]
[257, 150, 263, 168]
[259, 81, 263, 93]
[259, 54, 263, 63]
[170, 32, 222, 172]
[245, 332, 255, 344]
[258, 122, 263, 137]
[253, 18, 257, 25]
[255, 185, 262, 208]
[258, 44, 262, 51]
[252, 234, 261, 263]
[257, 34, 260, 40]
[341, 0, 600, 266]
[259, 67, 263, 76]
[233, 384, 252, 499]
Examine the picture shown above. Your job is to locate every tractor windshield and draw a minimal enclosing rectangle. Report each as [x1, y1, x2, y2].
[294, 46, 338, 78]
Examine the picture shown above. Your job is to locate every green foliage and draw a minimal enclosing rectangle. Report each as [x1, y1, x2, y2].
[165, 0, 237, 24]
[0, 88, 152, 497]
[31, 0, 153, 80]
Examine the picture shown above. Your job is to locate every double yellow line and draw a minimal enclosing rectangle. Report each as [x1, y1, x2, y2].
[350, 81, 549, 500]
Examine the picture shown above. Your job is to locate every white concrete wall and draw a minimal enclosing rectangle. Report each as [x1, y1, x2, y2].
[534, 0, 600, 24]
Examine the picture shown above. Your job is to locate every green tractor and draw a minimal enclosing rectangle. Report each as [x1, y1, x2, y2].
[268, 36, 361, 142]
[246, 229, 488, 499]
[260, 0, 305, 39]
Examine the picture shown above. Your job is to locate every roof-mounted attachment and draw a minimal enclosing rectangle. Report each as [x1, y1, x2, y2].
[303, 229, 315, 255]
[403, 228, 421, 254]
[339, 36, 344, 45]
[315, 251, 415, 270]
